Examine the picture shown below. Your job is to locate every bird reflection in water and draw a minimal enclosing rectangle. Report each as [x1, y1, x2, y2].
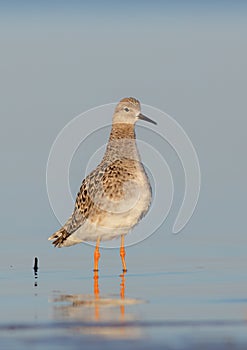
[52, 271, 144, 339]
[93, 271, 127, 322]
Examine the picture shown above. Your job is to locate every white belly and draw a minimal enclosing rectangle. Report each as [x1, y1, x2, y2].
[67, 180, 151, 243]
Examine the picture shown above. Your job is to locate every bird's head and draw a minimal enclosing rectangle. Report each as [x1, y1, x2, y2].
[113, 97, 156, 125]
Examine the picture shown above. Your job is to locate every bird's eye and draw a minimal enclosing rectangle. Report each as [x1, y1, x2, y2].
[124, 107, 129, 112]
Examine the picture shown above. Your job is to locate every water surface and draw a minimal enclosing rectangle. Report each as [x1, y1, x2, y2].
[1, 250, 247, 349]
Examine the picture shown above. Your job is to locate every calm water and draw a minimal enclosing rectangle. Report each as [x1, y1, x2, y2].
[1, 246, 247, 350]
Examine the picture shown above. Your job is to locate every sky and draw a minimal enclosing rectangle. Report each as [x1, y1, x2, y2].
[0, 1, 246, 269]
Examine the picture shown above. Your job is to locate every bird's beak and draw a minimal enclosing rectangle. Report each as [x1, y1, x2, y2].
[138, 113, 157, 125]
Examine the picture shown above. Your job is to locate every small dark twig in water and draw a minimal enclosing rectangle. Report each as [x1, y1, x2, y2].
[33, 257, 38, 273]
[33, 257, 39, 287]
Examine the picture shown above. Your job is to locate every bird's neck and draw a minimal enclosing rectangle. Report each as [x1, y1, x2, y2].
[104, 123, 140, 162]
[109, 123, 136, 140]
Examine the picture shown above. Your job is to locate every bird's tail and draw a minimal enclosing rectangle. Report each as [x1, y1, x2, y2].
[48, 228, 71, 247]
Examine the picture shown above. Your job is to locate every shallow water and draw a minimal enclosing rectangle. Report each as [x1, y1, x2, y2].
[1, 250, 247, 350]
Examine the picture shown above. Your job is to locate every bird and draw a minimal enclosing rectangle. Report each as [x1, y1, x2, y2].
[48, 97, 157, 272]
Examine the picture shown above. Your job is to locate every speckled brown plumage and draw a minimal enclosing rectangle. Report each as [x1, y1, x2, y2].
[49, 97, 156, 248]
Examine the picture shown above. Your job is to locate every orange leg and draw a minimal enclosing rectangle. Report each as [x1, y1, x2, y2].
[94, 237, 101, 272]
[120, 235, 127, 272]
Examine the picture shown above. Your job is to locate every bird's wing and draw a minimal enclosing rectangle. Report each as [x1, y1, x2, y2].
[65, 159, 135, 234]
[48, 173, 95, 247]
[48, 159, 138, 247]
